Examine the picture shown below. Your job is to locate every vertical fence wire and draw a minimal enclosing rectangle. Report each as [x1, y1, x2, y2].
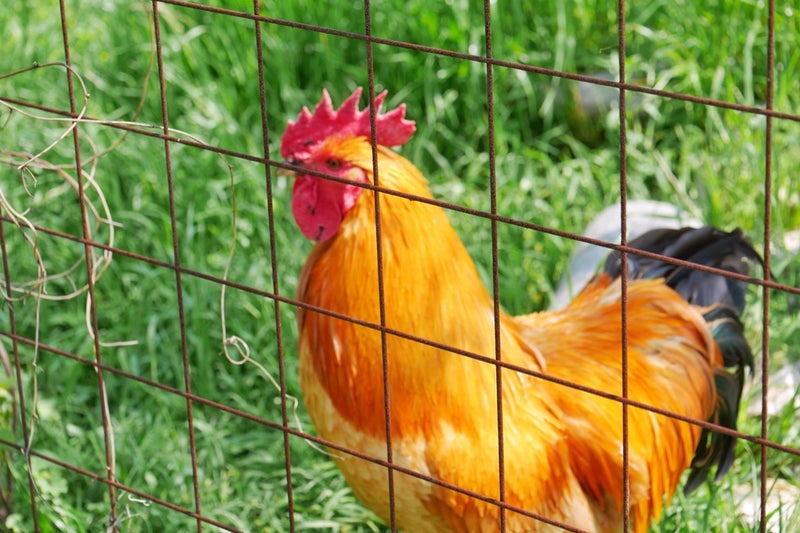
[57, 0, 119, 529]
[616, 0, 632, 530]
[150, 2, 204, 530]
[2, 1, 800, 531]
[251, 2, 297, 531]
[0, 219, 39, 531]
[481, 2, 508, 530]
[363, 2, 398, 530]
[759, 0, 776, 531]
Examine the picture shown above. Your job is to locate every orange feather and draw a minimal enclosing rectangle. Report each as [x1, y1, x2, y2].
[286, 94, 754, 531]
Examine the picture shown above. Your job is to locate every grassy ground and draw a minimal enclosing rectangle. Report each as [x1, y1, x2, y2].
[1, 0, 798, 531]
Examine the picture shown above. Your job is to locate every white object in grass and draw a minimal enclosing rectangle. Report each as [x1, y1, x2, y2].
[550, 200, 702, 310]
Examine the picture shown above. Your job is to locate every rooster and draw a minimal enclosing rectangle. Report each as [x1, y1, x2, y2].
[279, 88, 760, 532]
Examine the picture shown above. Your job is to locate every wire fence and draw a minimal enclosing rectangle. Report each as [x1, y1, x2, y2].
[1, 0, 799, 532]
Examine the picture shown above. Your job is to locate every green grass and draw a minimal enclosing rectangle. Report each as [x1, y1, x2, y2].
[0, 0, 798, 531]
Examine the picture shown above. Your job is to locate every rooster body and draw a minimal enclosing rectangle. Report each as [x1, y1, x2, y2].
[282, 89, 756, 532]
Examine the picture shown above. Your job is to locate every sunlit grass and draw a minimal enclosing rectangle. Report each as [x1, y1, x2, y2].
[0, 0, 798, 531]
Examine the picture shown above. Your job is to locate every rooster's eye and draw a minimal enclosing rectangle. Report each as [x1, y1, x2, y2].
[326, 158, 342, 170]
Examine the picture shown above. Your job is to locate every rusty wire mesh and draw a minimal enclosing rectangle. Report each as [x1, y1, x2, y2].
[1, 0, 799, 532]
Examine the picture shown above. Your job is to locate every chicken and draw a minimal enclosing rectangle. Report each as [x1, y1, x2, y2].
[279, 88, 759, 532]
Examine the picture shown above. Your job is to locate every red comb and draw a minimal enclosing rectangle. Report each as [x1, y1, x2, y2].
[280, 87, 416, 161]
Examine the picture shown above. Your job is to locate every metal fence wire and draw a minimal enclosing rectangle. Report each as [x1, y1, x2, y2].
[1, 0, 799, 532]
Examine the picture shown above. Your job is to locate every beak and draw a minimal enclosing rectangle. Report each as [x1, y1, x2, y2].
[276, 157, 302, 177]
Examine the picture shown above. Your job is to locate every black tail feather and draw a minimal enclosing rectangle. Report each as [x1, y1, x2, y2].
[603, 226, 760, 494]
[683, 306, 751, 494]
[603, 226, 763, 313]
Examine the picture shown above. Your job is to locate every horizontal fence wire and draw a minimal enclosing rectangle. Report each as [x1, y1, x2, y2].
[1, 0, 799, 532]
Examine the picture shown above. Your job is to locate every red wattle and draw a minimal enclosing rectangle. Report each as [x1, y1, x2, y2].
[292, 176, 344, 242]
